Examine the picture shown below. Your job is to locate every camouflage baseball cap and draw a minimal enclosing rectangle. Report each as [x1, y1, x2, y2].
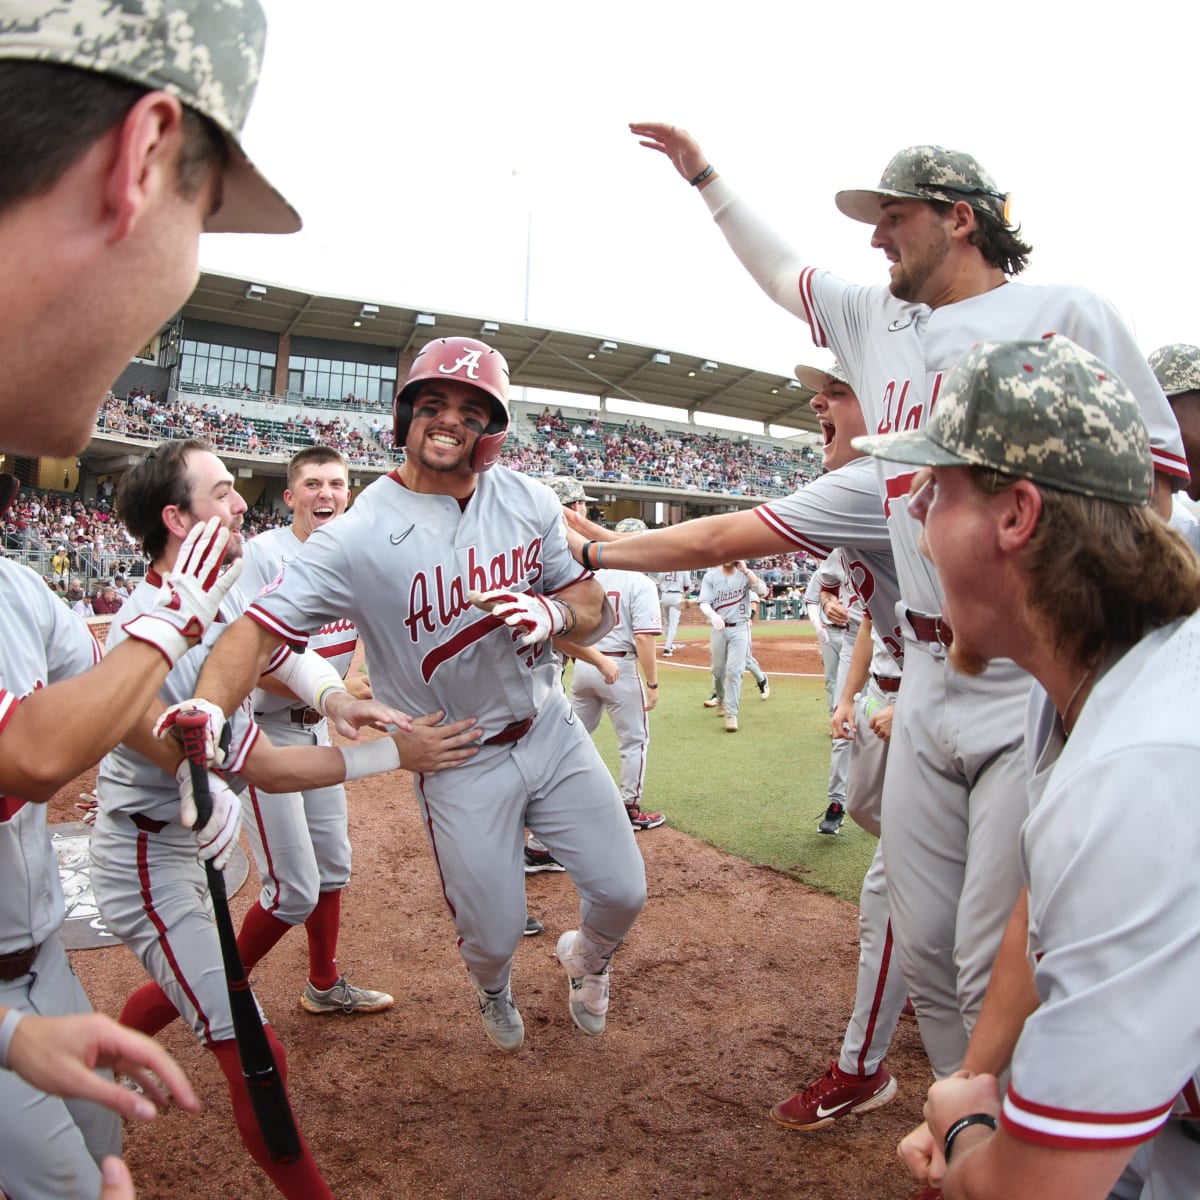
[0, 0, 300, 235]
[853, 336, 1153, 506]
[614, 517, 647, 533]
[1148, 344, 1200, 396]
[836, 145, 1010, 226]
[541, 476, 598, 505]
[793, 360, 848, 394]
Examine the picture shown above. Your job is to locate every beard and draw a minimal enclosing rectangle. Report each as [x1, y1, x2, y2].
[888, 226, 951, 303]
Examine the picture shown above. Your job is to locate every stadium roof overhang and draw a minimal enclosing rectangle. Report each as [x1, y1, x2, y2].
[181, 273, 820, 437]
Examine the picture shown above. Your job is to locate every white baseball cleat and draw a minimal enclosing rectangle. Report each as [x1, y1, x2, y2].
[702, 693, 719, 708]
[555, 930, 610, 1037]
[725, 715, 739, 732]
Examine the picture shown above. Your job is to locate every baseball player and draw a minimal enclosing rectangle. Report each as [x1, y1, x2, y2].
[234, 446, 393, 1016]
[174, 338, 647, 1056]
[1149, 344, 1200, 549]
[698, 560, 768, 732]
[879, 338, 1200, 1200]
[565, 515, 665, 829]
[771, 615, 909, 1132]
[703, 595, 770, 704]
[804, 548, 855, 833]
[0, 4, 300, 1194]
[92, 440, 471, 1199]
[613, 123, 1186, 1083]
[655, 569, 693, 655]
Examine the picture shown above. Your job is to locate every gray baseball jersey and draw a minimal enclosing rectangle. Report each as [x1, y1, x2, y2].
[242, 466, 646, 998]
[699, 565, 767, 719]
[569, 567, 661, 807]
[93, 572, 261, 1045]
[701, 177, 1187, 1076]
[237, 526, 358, 922]
[0, 559, 117, 1200]
[1008, 614, 1200, 1195]
[654, 569, 692, 651]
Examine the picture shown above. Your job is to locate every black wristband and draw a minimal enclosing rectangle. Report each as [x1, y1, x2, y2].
[943, 1112, 998, 1163]
[690, 164, 714, 187]
[582, 540, 597, 571]
[646, 682, 658, 689]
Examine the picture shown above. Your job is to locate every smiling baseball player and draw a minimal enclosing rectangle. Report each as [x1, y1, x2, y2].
[174, 338, 647, 1055]
[235, 446, 393, 1016]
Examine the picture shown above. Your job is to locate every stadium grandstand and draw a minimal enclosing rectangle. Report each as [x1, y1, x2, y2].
[2, 272, 828, 603]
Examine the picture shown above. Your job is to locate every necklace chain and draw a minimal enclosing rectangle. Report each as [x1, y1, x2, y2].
[1062, 665, 1095, 735]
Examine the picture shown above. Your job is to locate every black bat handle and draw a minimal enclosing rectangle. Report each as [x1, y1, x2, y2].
[174, 709, 302, 1164]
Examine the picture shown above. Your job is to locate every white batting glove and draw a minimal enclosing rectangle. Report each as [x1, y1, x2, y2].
[154, 699, 227, 768]
[174, 760, 242, 871]
[467, 588, 568, 647]
[122, 518, 244, 667]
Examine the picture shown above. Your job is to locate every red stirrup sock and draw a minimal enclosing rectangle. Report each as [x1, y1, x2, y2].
[119, 981, 179, 1038]
[210, 1033, 334, 1200]
[304, 889, 342, 990]
[236, 901, 293, 974]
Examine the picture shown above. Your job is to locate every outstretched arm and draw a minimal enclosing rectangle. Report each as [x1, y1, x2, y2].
[2, 1006, 200, 1122]
[566, 507, 790, 572]
[629, 121, 811, 322]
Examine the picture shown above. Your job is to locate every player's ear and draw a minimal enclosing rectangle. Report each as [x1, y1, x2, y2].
[948, 200, 977, 242]
[997, 479, 1042, 551]
[103, 91, 187, 245]
[161, 503, 191, 542]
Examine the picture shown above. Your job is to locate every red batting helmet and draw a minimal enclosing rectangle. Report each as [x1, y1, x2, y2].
[393, 337, 511, 472]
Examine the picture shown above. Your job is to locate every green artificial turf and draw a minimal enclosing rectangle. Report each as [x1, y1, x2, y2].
[575, 654, 878, 904]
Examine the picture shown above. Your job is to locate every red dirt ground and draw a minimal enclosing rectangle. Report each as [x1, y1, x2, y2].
[49, 636, 932, 1200]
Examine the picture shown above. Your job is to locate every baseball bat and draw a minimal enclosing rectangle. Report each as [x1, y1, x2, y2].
[176, 710, 302, 1164]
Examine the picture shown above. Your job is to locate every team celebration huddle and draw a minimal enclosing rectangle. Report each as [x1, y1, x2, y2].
[2, 2, 1197, 1199]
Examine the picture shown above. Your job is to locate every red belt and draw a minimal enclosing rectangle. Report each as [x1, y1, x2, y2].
[131, 813, 169, 834]
[0, 944, 41, 980]
[906, 609, 954, 647]
[871, 673, 902, 694]
[483, 717, 534, 747]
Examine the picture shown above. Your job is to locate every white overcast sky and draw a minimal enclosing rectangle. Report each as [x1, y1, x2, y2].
[199, 0, 1199, 430]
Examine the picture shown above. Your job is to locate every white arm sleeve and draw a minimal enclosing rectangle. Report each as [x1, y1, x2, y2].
[269, 649, 347, 713]
[702, 178, 811, 322]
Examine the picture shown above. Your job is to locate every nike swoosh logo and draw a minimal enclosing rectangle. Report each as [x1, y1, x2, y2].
[887, 317, 914, 332]
[390, 524, 415, 545]
[815, 1099, 859, 1119]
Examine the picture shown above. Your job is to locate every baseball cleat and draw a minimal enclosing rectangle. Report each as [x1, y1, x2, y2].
[662, 646, 674, 657]
[702, 693, 720, 708]
[301, 976, 394, 1015]
[818, 801, 845, 834]
[769, 1060, 897, 1131]
[555, 930, 610, 1037]
[523, 845, 566, 874]
[473, 980, 525, 1053]
[524, 915, 544, 937]
[626, 804, 666, 831]
[725, 715, 738, 732]
[758, 677, 771, 700]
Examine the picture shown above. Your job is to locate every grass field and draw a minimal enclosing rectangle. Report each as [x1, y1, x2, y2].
[575, 638, 878, 904]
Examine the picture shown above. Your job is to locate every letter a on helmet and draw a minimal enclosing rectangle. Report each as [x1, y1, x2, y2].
[393, 337, 511, 472]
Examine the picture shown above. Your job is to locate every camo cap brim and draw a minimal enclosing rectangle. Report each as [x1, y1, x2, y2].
[835, 144, 1009, 227]
[793, 361, 848, 394]
[853, 336, 1153, 507]
[1148, 344, 1200, 397]
[0, 0, 300, 235]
